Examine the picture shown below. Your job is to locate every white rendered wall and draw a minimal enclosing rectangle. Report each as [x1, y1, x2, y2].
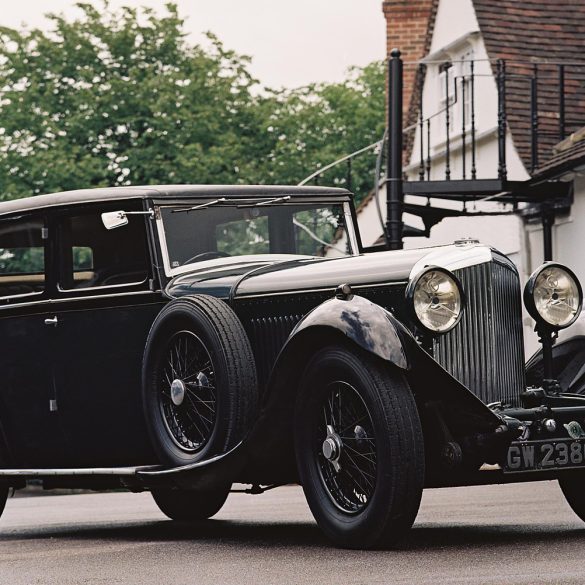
[523, 173, 585, 355]
[429, 0, 480, 53]
[353, 0, 585, 358]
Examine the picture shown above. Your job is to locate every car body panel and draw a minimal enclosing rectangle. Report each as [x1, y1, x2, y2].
[0, 184, 580, 492]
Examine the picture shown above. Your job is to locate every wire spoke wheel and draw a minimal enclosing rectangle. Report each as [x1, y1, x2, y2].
[158, 330, 217, 452]
[316, 381, 377, 514]
[295, 345, 424, 549]
[143, 295, 257, 467]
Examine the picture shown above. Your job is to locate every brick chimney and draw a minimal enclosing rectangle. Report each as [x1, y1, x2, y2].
[382, 0, 437, 127]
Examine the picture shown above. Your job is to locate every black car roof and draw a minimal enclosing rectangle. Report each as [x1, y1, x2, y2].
[0, 184, 352, 216]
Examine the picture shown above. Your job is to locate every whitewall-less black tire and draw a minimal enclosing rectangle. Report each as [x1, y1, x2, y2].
[152, 484, 231, 522]
[295, 345, 425, 549]
[142, 295, 258, 467]
[559, 473, 585, 522]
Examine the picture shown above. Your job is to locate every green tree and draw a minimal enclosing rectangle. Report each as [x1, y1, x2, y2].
[0, 2, 384, 205]
[0, 2, 265, 199]
[259, 61, 386, 204]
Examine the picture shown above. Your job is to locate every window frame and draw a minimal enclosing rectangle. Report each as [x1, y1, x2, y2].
[155, 197, 359, 278]
[0, 211, 50, 306]
[53, 202, 153, 298]
[436, 48, 476, 141]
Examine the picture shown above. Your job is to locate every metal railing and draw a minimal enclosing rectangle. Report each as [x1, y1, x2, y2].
[406, 57, 585, 181]
[297, 140, 382, 199]
[299, 51, 584, 250]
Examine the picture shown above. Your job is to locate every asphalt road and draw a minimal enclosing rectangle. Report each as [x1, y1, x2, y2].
[0, 481, 584, 585]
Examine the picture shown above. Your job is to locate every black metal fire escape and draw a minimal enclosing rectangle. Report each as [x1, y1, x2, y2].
[301, 49, 585, 261]
[384, 49, 582, 258]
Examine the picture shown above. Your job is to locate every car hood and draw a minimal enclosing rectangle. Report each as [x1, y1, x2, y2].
[165, 242, 495, 300]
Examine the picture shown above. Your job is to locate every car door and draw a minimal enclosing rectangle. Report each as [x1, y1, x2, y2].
[51, 202, 165, 467]
[0, 212, 68, 467]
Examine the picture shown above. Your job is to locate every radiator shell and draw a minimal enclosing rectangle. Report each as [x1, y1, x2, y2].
[432, 253, 526, 406]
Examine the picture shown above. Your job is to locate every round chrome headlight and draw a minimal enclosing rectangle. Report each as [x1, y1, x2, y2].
[524, 263, 583, 329]
[407, 267, 464, 333]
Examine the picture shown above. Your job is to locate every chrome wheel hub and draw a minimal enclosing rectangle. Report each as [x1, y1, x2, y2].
[322, 425, 343, 472]
[159, 330, 217, 453]
[170, 379, 186, 406]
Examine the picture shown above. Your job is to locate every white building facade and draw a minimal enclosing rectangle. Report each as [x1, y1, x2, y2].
[353, 0, 585, 356]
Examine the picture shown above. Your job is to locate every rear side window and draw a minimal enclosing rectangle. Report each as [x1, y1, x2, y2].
[0, 215, 45, 299]
[59, 208, 149, 290]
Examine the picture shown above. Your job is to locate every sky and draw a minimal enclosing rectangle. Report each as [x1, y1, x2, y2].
[1, 0, 386, 89]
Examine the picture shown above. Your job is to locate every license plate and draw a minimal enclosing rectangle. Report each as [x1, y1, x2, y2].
[504, 439, 585, 473]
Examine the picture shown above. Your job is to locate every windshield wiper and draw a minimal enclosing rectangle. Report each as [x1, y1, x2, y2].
[172, 198, 227, 213]
[237, 196, 291, 208]
[171, 196, 292, 213]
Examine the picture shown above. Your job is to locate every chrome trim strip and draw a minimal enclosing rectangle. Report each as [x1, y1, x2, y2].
[156, 210, 174, 276]
[138, 441, 242, 476]
[0, 466, 159, 477]
[0, 290, 44, 302]
[0, 290, 161, 312]
[409, 243, 494, 280]
[57, 278, 149, 294]
[234, 280, 409, 300]
[344, 201, 360, 255]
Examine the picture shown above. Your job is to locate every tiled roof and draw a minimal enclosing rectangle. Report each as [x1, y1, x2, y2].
[534, 126, 585, 179]
[472, 0, 585, 172]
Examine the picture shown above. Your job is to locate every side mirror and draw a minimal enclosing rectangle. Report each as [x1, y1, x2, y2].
[101, 211, 129, 230]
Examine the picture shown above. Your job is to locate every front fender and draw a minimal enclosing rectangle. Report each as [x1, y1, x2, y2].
[279, 293, 501, 433]
[239, 293, 502, 484]
[290, 294, 408, 369]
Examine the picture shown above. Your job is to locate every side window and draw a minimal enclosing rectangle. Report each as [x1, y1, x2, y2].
[59, 208, 149, 290]
[0, 215, 45, 299]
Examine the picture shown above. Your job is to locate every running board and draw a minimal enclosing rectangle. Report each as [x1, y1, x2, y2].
[0, 441, 246, 490]
[136, 443, 242, 478]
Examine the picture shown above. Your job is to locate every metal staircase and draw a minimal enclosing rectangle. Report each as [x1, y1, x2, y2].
[300, 50, 585, 260]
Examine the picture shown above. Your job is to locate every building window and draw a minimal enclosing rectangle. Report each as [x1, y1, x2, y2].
[438, 62, 455, 137]
[458, 48, 475, 133]
[437, 48, 475, 139]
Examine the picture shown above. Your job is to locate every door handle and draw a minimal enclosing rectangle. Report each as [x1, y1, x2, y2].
[44, 316, 58, 327]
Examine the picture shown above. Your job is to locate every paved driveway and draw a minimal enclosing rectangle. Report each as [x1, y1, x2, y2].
[0, 481, 584, 584]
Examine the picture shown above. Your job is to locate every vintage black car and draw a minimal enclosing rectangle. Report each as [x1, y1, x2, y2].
[1, 184, 585, 549]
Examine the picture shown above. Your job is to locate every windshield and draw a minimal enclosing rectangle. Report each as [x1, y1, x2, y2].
[159, 199, 354, 273]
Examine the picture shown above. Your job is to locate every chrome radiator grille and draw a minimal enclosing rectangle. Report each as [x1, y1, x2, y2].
[432, 257, 526, 406]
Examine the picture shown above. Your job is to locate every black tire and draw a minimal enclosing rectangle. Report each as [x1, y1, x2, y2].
[152, 484, 231, 522]
[559, 473, 585, 522]
[295, 345, 424, 549]
[142, 295, 258, 467]
[0, 485, 7, 519]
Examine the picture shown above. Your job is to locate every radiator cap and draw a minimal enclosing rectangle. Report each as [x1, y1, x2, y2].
[454, 237, 480, 246]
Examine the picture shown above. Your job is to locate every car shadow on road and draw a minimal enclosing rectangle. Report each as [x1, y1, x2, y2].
[0, 518, 328, 548]
[407, 522, 585, 551]
[2, 518, 585, 553]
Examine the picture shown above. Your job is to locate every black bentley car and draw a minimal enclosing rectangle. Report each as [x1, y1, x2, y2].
[1, 184, 585, 549]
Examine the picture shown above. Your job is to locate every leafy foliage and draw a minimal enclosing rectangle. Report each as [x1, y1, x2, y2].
[259, 62, 386, 203]
[0, 246, 44, 274]
[0, 2, 384, 205]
